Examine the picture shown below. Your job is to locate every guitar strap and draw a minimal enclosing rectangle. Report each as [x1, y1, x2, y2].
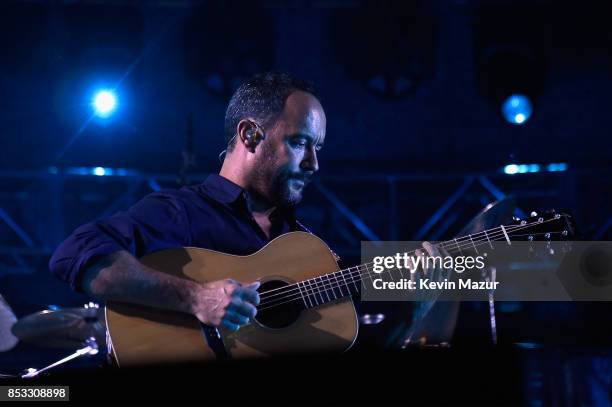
[200, 323, 231, 360]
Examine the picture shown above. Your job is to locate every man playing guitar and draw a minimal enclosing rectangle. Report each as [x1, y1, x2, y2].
[50, 72, 447, 359]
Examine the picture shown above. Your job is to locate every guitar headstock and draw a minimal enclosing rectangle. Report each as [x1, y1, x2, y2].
[507, 209, 575, 242]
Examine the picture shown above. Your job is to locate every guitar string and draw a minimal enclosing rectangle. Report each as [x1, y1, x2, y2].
[256, 220, 536, 301]
[256, 216, 567, 301]
[255, 219, 565, 311]
[254, 225, 569, 333]
[257, 221, 563, 309]
[256, 219, 561, 305]
[255, 232, 565, 312]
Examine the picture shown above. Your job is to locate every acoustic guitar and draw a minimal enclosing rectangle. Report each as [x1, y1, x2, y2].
[105, 210, 574, 366]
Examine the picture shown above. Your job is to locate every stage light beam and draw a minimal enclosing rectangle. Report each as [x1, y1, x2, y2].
[92, 90, 117, 118]
[93, 167, 106, 176]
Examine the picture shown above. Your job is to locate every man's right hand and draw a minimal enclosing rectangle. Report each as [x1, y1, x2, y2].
[191, 279, 260, 332]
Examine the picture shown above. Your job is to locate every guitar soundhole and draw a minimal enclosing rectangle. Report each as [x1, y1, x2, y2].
[255, 279, 302, 329]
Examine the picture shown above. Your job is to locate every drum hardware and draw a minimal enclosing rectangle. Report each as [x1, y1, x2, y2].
[12, 302, 105, 349]
[10, 303, 105, 378]
[21, 337, 99, 378]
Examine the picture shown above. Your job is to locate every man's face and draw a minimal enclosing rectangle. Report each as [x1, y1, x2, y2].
[250, 90, 326, 207]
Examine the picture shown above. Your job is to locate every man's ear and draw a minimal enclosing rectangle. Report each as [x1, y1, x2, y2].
[237, 119, 264, 153]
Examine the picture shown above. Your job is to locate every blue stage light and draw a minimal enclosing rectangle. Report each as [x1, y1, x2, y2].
[547, 163, 568, 172]
[66, 167, 137, 177]
[92, 167, 106, 176]
[527, 164, 540, 173]
[92, 90, 117, 118]
[504, 164, 520, 175]
[503, 162, 568, 175]
[501, 94, 532, 125]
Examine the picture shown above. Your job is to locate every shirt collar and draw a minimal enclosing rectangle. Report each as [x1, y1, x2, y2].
[202, 174, 245, 204]
[201, 173, 305, 231]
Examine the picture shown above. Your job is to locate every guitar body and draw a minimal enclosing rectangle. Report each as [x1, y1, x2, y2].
[105, 232, 359, 366]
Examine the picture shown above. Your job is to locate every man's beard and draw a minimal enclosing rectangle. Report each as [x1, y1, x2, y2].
[251, 147, 307, 207]
[269, 171, 306, 207]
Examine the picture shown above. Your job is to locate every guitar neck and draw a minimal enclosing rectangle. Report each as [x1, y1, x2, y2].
[288, 214, 572, 309]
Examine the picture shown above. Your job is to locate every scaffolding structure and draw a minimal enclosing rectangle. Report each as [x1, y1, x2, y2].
[1, 167, 610, 280]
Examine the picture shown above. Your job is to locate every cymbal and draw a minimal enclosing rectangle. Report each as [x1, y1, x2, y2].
[12, 304, 105, 349]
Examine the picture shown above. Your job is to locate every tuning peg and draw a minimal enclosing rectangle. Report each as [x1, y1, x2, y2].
[512, 216, 520, 222]
[545, 233, 551, 240]
[530, 211, 538, 217]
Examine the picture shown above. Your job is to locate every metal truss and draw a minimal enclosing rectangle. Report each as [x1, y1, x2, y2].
[0, 168, 610, 278]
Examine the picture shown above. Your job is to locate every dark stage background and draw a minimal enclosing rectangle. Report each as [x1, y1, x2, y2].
[1, 0, 612, 404]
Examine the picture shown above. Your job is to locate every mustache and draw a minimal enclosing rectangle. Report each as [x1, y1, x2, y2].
[289, 173, 314, 184]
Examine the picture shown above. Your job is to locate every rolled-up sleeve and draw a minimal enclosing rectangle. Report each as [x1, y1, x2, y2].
[49, 191, 191, 292]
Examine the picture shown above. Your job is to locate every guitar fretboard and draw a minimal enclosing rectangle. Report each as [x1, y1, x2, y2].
[256, 214, 571, 312]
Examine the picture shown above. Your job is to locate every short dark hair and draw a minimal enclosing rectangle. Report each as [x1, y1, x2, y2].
[224, 72, 318, 151]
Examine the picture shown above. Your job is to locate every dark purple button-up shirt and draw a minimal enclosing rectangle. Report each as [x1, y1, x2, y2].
[49, 174, 313, 292]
